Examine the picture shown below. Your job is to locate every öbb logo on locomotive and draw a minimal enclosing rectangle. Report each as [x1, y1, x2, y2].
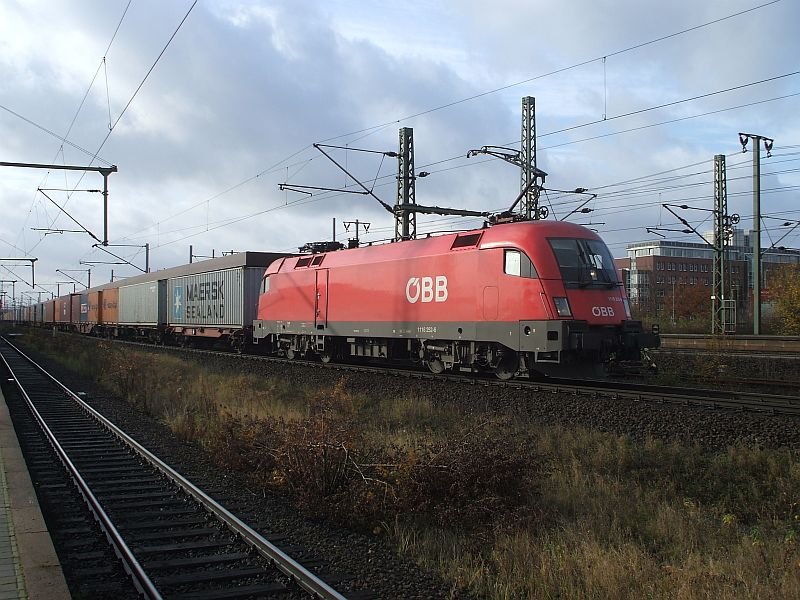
[591, 306, 615, 317]
[405, 276, 449, 304]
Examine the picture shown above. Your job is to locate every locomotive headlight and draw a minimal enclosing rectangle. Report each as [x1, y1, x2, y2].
[623, 298, 631, 318]
[553, 297, 572, 318]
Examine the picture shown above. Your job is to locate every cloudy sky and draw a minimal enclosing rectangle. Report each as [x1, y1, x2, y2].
[1, 0, 798, 299]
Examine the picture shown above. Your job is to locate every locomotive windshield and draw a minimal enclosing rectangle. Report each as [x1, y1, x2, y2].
[548, 238, 619, 288]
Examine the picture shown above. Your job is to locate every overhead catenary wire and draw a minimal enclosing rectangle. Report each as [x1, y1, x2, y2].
[113, 1, 790, 242]
[315, 0, 785, 144]
[26, 0, 199, 260]
[117, 86, 800, 248]
[24, 1, 798, 275]
[125, 146, 800, 251]
[12, 1, 132, 254]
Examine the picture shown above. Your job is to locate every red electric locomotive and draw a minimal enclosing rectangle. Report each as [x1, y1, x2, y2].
[253, 219, 658, 378]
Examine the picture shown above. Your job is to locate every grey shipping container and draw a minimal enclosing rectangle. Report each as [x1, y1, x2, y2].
[167, 267, 264, 328]
[119, 280, 167, 325]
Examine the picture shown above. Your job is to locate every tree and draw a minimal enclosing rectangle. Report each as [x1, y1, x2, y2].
[767, 264, 800, 334]
[663, 282, 712, 333]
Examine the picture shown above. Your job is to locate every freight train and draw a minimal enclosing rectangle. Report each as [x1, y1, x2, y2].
[4, 252, 284, 349]
[3, 220, 659, 378]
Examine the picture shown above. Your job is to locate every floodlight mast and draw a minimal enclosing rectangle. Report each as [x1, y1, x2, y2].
[0, 161, 117, 245]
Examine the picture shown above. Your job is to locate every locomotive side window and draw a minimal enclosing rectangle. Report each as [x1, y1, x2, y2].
[504, 249, 538, 278]
[549, 238, 618, 287]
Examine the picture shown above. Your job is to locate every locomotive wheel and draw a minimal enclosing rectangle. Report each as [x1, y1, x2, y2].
[494, 352, 519, 380]
[286, 348, 296, 360]
[320, 352, 332, 364]
[425, 358, 445, 374]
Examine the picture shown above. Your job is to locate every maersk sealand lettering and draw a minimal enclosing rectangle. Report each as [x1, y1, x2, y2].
[182, 280, 226, 320]
[185, 281, 225, 301]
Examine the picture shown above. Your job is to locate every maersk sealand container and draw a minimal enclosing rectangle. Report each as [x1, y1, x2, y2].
[167, 267, 263, 329]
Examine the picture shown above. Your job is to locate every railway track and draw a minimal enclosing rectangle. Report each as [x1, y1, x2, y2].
[0, 336, 350, 600]
[535, 377, 800, 416]
[93, 335, 800, 417]
[660, 333, 800, 354]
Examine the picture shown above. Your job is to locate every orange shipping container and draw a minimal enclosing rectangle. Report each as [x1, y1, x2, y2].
[87, 291, 101, 324]
[100, 288, 119, 324]
[70, 294, 81, 325]
[87, 289, 119, 325]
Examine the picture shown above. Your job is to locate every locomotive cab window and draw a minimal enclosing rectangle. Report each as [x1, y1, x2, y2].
[549, 238, 619, 288]
[504, 249, 538, 278]
[261, 275, 270, 294]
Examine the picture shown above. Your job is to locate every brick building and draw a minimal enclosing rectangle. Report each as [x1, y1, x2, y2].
[614, 229, 800, 310]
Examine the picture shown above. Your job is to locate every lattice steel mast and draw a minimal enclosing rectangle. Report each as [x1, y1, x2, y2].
[395, 127, 416, 240]
[520, 96, 541, 220]
[711, 154, 736, 334]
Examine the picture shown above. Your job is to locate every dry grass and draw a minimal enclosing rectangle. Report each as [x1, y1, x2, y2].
[20, 329, 800, 599]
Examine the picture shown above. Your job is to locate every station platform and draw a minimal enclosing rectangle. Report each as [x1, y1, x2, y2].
[0, 387, 70, 599]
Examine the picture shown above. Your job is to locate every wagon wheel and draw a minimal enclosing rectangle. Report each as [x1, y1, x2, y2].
[286, 348, 296, 360]
[494, 351, 519, 380]
[320, 352, 332, 364]
[425, 357, 445, 375]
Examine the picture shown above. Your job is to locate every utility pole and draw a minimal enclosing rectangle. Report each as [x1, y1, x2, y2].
[189, 247, 215, 263]
[0, 258, 37, 287]
[0, 281, 16, 320]
[520, 96, 541, 220]
[0, 161, 117, 245]
[57, 268, 91, 290]
[343, 219, 370, 247]
[738, 133, 774, 335]
[395, 127, 416, 240]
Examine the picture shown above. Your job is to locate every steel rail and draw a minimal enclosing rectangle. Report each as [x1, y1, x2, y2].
[660, 333, 800, 354]
[0, 338, 163, 600]
[527, 377, 800, 415]
[0, 336, 347, 600]
[108, 337, 800, 416]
